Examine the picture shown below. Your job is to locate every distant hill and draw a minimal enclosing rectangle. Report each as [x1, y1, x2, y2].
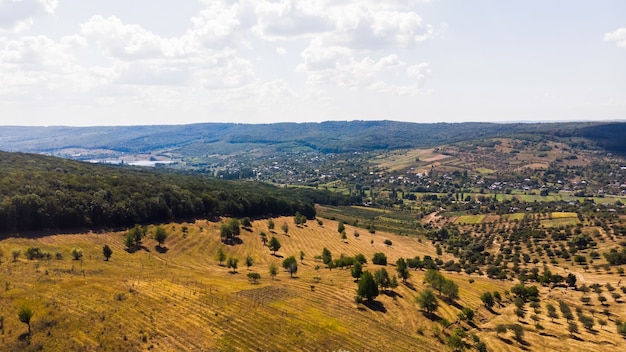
[1, 121, 625, 156]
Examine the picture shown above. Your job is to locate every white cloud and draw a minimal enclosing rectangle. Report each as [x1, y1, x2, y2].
[81, 15, 166, 60]
[254, 0, 333, 40]
[604, 27, 626, 48]
[0, 0, 58, 32]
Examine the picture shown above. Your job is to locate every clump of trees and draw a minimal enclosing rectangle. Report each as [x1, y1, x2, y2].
[423, 269, 459, 301]
[220, 219, 241, 244]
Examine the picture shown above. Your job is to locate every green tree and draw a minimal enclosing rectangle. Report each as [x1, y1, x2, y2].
[71, 248, 83, 260]
[102, 244, 113, 261]
[416, 289, 438, 314]
[268, 218, 275, 230]
[372, 252, 387, 265]
[389, 275, 399, 292]
[245, 254, 254, 269]
[227, 257, 239, 273]
[322, 247, 332, 265]
[268, 236, 281, 255]
[515, 307, 526, 321]
[299, 250, 305, 262]
[260, 231, 268, 246]
[441, 279, 459, 301]
[269, 262, 278, 280]
[374, 268, 390, 292]
[546, 303, 559, 322]
[459, 307, 474, 321]
[446, 333, 464, 351]
[480, 291, 495, 308]
[495, 324, 507, 337]
[337, 221, 345, 234]
[18, 305, 34, 335]
[124, 231, 135, 249]
[568, 321, 579, 336]
[294, 212, 307, 225]
[241, 217, 252, 227]
[247, 272, 260, 284]
[154, 226, 168, 247]
[396, 257, 410, 283]
[282, 256, 298, 278]
[357, 271, 379, 301]
[281, 222, 289, 235]
[216, 246, 226, 265]
[351, 261, 363, 281]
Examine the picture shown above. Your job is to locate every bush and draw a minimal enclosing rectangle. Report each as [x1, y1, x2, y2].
[372, 252, 387, 265]
[71, 248, 83, 260]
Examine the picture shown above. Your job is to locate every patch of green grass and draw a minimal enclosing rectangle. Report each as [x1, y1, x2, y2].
[455, 214, 486, 224]
[501, 213, 526, 221]
[476, 167, 495, 174]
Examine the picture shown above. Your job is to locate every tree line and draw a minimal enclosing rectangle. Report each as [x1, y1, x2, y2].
[0, 152, 355, 234]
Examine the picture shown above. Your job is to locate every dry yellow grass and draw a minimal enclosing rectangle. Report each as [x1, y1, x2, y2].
[0, 217, 625, 351]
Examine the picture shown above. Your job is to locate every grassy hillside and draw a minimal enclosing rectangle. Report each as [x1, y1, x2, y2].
[1, 217, 625, 351]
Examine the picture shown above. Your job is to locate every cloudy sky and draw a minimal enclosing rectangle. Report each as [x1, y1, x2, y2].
[0, 0, 625, 126]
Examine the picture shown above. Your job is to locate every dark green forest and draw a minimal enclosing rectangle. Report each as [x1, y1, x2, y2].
[2, 121, 625, 156]
[0, 152, 356, 235]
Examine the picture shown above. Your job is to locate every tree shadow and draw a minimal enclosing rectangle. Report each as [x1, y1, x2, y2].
[403, 282, 417, 291]
[383, 291, 403, 299]
[18, 332, 30, 341]
[420, 311, 441, 321]
[498, 337, 513, 345]
[271, 253, 284, 258]
[155, 245, 169, 253]
[486, 306, 500, 315]
[570, 335, 584, 341]
[363, 300, 387, 313]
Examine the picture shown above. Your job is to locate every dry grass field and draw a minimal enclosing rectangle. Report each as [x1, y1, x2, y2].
[1, 217, 625, 351]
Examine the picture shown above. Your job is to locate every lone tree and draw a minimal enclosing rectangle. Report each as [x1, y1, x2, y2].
[357, 271, 379, 301]
[267, 218, 275, 230]
[102, 245, 113, 261]
[282, 256, 298, 278]
[154, 226, 168, 247]
[245, 255, 254, 270]
[281, 222, 289, 235]
[216, 246, 226, 265]
[18, 305, 34, 335]
[269, 262, 278, 280]
[247, 272, 260, 284]
[227, 257, 239, 273]
[268, 236, 281, 255]
[480, 291, 495, 309]
[416, 289, 438, 314]
[337, 221, 345, 234]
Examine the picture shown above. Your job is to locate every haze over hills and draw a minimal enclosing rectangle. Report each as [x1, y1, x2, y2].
[1, 121, 626, 158]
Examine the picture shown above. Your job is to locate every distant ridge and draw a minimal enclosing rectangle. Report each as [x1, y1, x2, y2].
[1, 120, 625, 155]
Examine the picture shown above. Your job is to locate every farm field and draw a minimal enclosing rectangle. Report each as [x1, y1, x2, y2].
[1, 216, 626, 351]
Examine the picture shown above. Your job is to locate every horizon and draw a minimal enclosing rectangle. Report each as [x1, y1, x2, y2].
[1, 118, 626, 129]
[1, 1, 625, 126]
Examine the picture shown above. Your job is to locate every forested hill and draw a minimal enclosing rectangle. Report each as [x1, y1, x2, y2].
[0, 152, 356, 235]
[1, 121, 625, 155]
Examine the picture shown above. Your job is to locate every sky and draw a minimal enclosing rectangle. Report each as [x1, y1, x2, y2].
[0, 0, 625, 126]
